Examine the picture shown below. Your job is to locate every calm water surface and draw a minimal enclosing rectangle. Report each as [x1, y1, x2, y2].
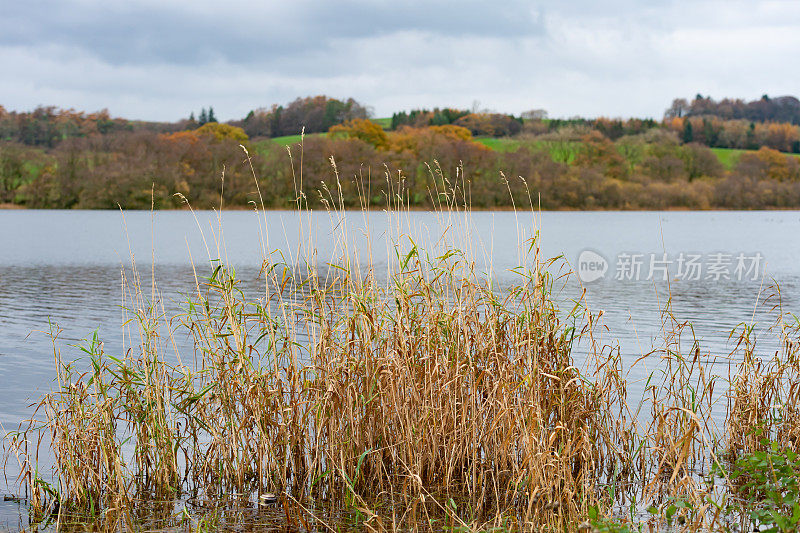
[1, 209, 799, 526]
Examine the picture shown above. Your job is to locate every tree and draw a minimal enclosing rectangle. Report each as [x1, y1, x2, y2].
[196, 122, 248, 142]
[521, 109, 548, 120]
[746, 122, 757, 150]
[453, 113, 522, 137]
[665, 98, 689, 119]
[682, 120, 693, 143]
[208, 107, 217, 123]
[681, 143, 723, 181]
[198, 108, 208, 125]
[328, 118, 388, 149]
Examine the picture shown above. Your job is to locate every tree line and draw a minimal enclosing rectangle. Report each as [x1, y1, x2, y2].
[3, 93, 800, 210]
[3, 116, 800, 210]
[3, 93, 800, 151]
[665, 94, 800, 124]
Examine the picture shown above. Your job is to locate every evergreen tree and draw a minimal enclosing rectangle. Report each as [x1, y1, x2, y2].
[199, 108, 208, 125]
[682, 120, 693, 143]
[208, 107, 217, 123]
[746, 122, 756, 149]
[702, 118, 718, 146]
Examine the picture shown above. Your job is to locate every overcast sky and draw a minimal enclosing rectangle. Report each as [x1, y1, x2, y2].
[2, 0, 799, 122]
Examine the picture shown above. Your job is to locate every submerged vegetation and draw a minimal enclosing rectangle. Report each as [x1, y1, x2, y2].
[3, 149, 800, 532]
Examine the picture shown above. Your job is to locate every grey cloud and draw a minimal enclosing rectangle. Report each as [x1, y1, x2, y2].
[1, 0, 544, 67]
[3, 0, 800, 121]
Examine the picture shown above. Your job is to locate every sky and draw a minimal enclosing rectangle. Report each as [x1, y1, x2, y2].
[2, 0, 800, 122]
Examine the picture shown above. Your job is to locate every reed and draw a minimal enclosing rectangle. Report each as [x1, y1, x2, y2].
[4, 149, 800, 532]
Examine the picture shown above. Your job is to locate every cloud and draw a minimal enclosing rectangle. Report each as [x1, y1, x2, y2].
[0, 0, 544, 66]
[1, 0, 800, 121]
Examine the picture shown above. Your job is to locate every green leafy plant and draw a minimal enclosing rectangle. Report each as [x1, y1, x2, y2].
[730, 439, 800, 532]
[587, 505, 640, 533]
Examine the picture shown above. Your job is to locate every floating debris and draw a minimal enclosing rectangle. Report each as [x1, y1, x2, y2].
[258, 493, 278, 504]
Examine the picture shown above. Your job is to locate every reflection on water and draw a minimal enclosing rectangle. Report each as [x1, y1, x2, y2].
[1, 209, 799, 528]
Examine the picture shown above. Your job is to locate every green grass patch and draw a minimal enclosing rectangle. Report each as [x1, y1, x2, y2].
[712, 147, 800, 170]
[371, 117, 392, 129]
[711, 148, 748, 170]
[269, 133, 325, 146]
[475, 137, 521, 153]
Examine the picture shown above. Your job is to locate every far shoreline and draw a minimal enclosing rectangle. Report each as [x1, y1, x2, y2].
[3, 203, 800, 213]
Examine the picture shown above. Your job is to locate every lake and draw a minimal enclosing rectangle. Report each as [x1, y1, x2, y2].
[1, 208, 799, 527]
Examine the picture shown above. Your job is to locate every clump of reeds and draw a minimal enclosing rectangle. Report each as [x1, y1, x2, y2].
[3, 157, 635, 530]
[726, 286, 800, 457]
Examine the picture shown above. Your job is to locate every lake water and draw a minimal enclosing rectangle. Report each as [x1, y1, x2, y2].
[1, 209, 799, 526]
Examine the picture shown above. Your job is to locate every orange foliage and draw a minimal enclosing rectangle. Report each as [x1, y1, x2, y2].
[574, 131, 628, 180]
[663, 117, 685, 136]
[386, 126, 487, 156]
[328, 118, 389, 149]
[762, 122, 799, 153]
[428, 124, 473, 142]
[386, 126, 420, 154]
[161, 130, 201, 144]
[196, 122, 249, 142]
[748, 147, 799, 181]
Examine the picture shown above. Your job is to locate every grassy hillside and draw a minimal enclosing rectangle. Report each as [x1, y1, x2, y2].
[711, 148, 750, 169]
[712, 147, 800, 169]
[475, 137, 521, 152]
[262, 133, 325, 147]
[371, 117, 392, 129]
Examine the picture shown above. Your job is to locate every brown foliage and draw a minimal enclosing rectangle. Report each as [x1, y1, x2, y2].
[735, 147, 800, 182]
[453, 113, 522, 137]
[573, 131, 628, 180]
[238, 95, 369, 138]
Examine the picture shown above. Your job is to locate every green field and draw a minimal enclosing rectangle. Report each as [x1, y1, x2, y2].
[266, 133, 324, 147]
[711, 148, 750, 169]
[475, 136, 521, 152]
[711, 147, 800, 169]
[371, 117, 392, 129]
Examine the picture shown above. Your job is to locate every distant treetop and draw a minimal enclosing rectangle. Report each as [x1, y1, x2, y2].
[665, 94, 800, 124]
[235, 96, 369, 138]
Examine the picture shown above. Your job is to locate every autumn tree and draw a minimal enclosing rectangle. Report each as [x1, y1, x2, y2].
[736, 147, 800, 182]
[328, 118, 388, 149]
[667, 93, 800, 124]
[196, 122, 248, 142]
[573, 131, 628, 180]
[238, 96, 369, 137]
[665, 98, 690, 119]
[453, 113, 522, 137]
[391, 108, 469, 129]
[680, 143, 723, 181]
